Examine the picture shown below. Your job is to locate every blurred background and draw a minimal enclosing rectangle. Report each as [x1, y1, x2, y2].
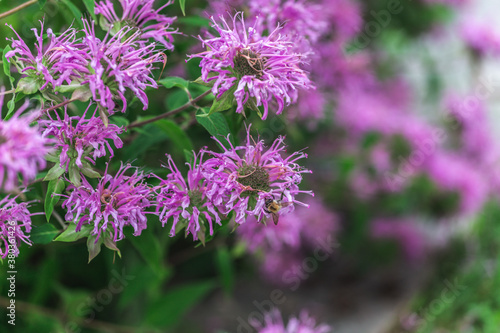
[1, 0, 500, 332]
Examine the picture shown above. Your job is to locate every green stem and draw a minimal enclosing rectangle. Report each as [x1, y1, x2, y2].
[0, 0, 38, 21]
[126, 89, 212, 130]
[0, 89, 15, 96]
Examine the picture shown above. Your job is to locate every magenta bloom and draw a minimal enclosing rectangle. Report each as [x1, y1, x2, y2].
[5, 21, 87, 91]
[95, 0, 177, 50]
[62, 164, 152, 242]
[203, 126, 312, 224]
[0, 100, 51, 192]
[40, 104, 123, 171]
[189, 13, 314, 119]
[0, 195, 35, 259]
[81, 19, 164, 114]
[251, 309, 331, 333]
[461, 20, 500, 57]
[154, 153, 222, 242]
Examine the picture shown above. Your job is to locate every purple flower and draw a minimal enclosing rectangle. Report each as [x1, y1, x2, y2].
[250, 309, 331, 333]
[461, 20, 500, 58]
[95, 0, 177, 50]
[0, 195, 35, 259]
[81, 19, 164, 114]
[154, 153, 222, 242]
[189, 13, 314, 119]
[203, 126, 312, 224]
[5, 21, 87, 91]
[62, 164, 152, 242]
[40, 104, 123, 171]
[0, 98, 51, 192]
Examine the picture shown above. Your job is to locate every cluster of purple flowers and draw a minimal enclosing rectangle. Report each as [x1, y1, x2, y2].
[6, 0, 176, 114]
[0, 195, 36, 259]
[153, 126, 312, 241]
[250, 309, 330, 333]
[189, 13, 314, 119]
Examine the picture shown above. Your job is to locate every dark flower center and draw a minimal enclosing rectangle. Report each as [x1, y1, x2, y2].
[234, 49, 265, 78]
[188, 190, 204, 207]
[237, 165, 270, 197]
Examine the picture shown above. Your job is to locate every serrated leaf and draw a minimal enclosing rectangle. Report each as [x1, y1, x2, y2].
[196, 108, 233, 149]
[54, 224, 92, 242]
[16, 76, 41, 95]
[159, 76, 189, 90]
[145, 280, 216, 327]
[87, 235, 103, 263]
[45, 178, 65, 222]
[31, 224, 59, 244]
[179, 0, 186, 16]
[82, 0, 96, 21]
[155, 119, 194, 154]
[81, 165, 101, 179]
[44, 164, 65, 181]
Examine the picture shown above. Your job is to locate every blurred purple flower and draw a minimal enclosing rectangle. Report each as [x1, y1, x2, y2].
[62, 164, 152, 242]
[81, 19, 164, 114]
[40, 104, 123, 171]
[95, 0, 177, 50]
[203, 126, 312, 224]
[371, 218, 427, 261]
[250, 309, 331, 333]
[0, 195, 35, 259]
[154, 153, 222, 242]
[5, 21, 86, 91]
[461, 20, 500, 58]
[189, 12, 313, 119]
[0, 96, 51, 192]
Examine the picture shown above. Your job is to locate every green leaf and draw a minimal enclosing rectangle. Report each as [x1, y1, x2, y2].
[192, 76, 214, 88]
[177, 16, 210, 27]
[82, 0, 97, 21]
[179, 0, 186, 16]
[54, 224, 92, 243]
[45, 178, 65, 222]
[62, 0, 83, 28]
[145, 280, 216, 327]
[38, 0, 47, 8]
[128, 228, 164, 276]
[31, 224, 59, 244]
[184, 149, 194, 164]
[71, 86, 92, 102]
[80, 164, 101, 179]
[16, 77, 41, 95]
[159, 76, 189, 91]
[208, 89, 235, 115]
[87, 234, 103, 263]
[216, 246, 234, 294]
[196, 108, 233, 148]
[2, 46, 16, 118]
[103, 238, 121, 258]
[68, 164, 81, 187]
[155, 119, 194, 154]
[109, 116, 129, 127]
[44, 164, 65, 181]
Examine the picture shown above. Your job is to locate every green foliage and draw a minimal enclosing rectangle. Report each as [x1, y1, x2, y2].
[44, 178, 65, 222]
[30, 223, 59, 244]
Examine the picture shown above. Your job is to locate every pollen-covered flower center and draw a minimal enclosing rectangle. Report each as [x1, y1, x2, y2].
[234, 49, 264, 78]
[237, 165, 270, 196]
[100, 189, 113, 205]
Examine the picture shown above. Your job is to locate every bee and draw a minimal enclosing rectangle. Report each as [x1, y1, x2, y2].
[263, 195, 293, 225]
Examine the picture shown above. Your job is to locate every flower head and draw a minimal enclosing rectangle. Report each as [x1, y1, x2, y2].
[40, 104, 123, 171]
[203, 126, 312, 224]
[5, 21, 87, 91]
[81, 19, 165, 114]
[0, 195, 35, 259]
[95, 0, 177, 49]
[461, 20, 500, 58]
[251, 309, 331, 333]
[62, 164, 152, 242]
[0, 99, 51, 192]
[189, 13, 313, 119]
[154, 153, 222, 242]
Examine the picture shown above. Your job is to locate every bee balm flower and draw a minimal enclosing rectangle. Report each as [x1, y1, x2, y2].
[189, 12, 314, 119]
